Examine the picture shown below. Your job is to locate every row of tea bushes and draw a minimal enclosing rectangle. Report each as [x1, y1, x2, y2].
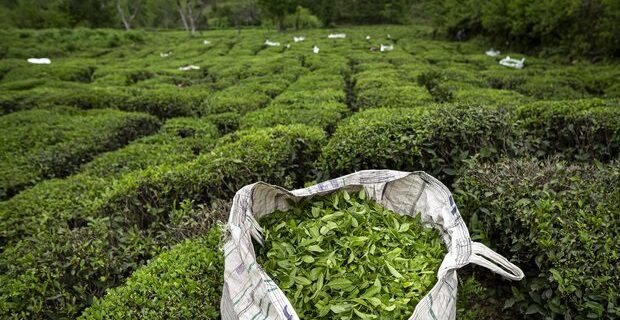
[516, 99, 620, 161]
[240, 69, 349, 130]
[0, 117, 220, 319]
[318, 104, 517, 183]
[455, 158, 620, 319]
[1, 117, 219, 246]
[95, 125, 325, 224]
[0, 124, 324, 319]
[319, 98, 620, 183]
[79, 226, 224, 320]
[354, 62, 433, 109]
[0, 85, 210, 118]
[0, 106, 159, 199]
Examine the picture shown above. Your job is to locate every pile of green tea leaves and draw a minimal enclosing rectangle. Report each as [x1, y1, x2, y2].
[256, 190, 446, 319]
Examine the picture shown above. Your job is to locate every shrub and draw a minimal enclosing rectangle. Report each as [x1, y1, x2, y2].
[96, 124, 326, 226]
[0, 86, 213, 119]
[1, 63, 96, 83]
[453, 88, 531, 106]
[274, 89, 346, 105]
[0, 118, 221, 319]
[318, 104, 519, 183]
[240, 101, 348, 131]
[203, 112, 240, 135]
[517, 76, 588, 100]
[416, 70, 454, 103]
[516, 99, 620, 161]
[1, 117, 218, 242]
[356, 85, 433, 109]
[0, 107, 160, 199]
[455, 158, 620, 319]
[202, 86, 271, 115]
[80, 118, 220, 178]
[0, 125, 322, 318]
[79, 226, 223, 320]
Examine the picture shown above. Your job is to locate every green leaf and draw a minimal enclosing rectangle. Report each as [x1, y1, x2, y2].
[385, 262, 403, 278]
[330, 304, 351, 314]
[307, 245, 324, 252]
[353, 308, 378, 319]
[327, 278, 353, 290]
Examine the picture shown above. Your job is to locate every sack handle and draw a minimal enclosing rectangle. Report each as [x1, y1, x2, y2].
[469, 242, 524, 281]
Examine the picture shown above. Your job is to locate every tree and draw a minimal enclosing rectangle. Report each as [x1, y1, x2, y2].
[258, 0, 296, 31]
[115, 0, 142, 30]
[176, 0, 208, 34]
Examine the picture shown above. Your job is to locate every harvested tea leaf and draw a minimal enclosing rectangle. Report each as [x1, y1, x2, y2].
[256, 190, 446, 319]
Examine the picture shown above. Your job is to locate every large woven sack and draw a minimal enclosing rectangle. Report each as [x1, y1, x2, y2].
[221, 170, 524, 320]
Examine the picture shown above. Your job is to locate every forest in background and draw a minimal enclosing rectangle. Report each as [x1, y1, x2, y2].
[0, 0, 618, 58]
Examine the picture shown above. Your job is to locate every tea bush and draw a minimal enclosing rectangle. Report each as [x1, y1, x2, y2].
[0, 118, 221, 319]
[318, 104, 518, 183]
[240, 101, 348, 131]
[516, 99, 620, 161]
[356, 85, 433, 109]
[455, 158, 620, 319]
[79, 226, 224, 320]
[0, 107, 159, 199]
[96, 124, 326, 225]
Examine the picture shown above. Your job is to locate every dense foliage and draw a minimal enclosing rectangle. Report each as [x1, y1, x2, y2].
[257, 190, 445, 319]
[455, 158, 620, 319]
[318, 104, 518, 183]
[0, 25, 618, 319]
[427, 0, 620, 58]
[0, 106, 159, 199]
[80, 226, 224, 319]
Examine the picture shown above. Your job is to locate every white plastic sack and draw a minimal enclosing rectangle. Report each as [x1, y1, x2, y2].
[265, 40, 280, 47]
[381, 44, 394, 52]
[221, 170, 524, 320]
[293, 36, 305, 43]
[328, 33, 346, 39]
[485, 49, 500, 57]
[160, 51, 172, 58]
[499, 56, 525, 69]
[312, 46, 319, 54]
[179, 65, 200, 71]
[27, 58, 51, 64]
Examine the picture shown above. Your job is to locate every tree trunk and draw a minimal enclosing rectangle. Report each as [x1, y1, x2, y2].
[116, 1, 131, 30]
[187, 1, 196, 35]
[177, 0, 190, 33]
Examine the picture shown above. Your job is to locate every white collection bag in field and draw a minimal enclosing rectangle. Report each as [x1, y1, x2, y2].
[221, 170, 524, 320]
[499, 56, 525, 69]
[27, 58, 51, 64]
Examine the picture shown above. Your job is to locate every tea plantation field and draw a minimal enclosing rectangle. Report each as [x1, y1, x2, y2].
[0, 25, 618, 319]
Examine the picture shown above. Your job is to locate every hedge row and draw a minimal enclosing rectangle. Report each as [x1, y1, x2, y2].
[0, 117, 219, 245]
[240, 71, 349, 130]
[318, 104, 517, 183]
[94, 124, 325, 225]
[516, 99, 620, 161]
[0, 86, 212, 118]
[455, 158, 619, 319]
[1, 61, 96, 83]
[0, 124, 324, 319]
[354, 66, 433, 109]
[0, 106, 159, 199]
[0, 117, 220, 319]
[79, 226, 224, 320]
